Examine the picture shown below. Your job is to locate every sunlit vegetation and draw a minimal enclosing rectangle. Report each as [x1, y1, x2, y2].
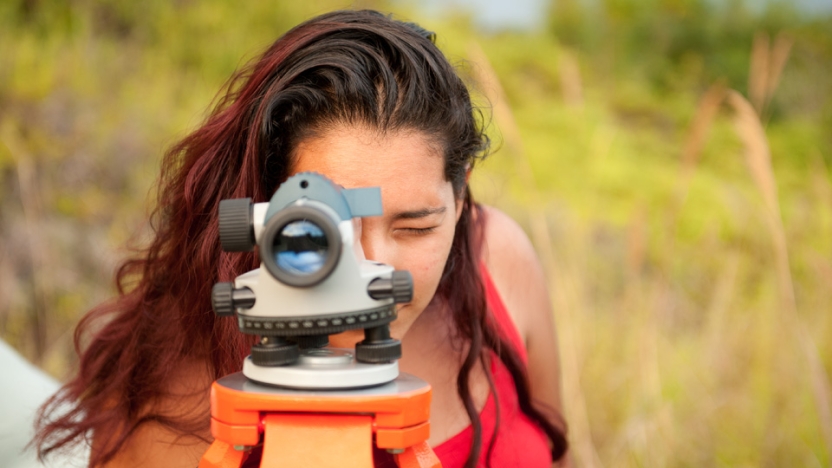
[1, 0, 830, 465]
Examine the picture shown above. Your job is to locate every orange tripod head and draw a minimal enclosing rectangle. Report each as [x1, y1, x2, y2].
[198, 372, 441, 468]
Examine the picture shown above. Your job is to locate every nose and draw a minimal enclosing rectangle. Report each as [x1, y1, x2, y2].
[351, 218, 366, 261]
[358, 219, 392, 266]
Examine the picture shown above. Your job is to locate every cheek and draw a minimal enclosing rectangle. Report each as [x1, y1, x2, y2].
[399, 230, 456, 311]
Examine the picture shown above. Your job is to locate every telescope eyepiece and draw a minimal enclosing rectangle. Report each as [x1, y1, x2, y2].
[259, 204, 342, 288]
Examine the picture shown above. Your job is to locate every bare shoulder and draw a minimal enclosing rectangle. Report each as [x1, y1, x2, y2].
[478, 204, 549, 343]
[479, 205, 540, 267]
[478, 205, 565, 434]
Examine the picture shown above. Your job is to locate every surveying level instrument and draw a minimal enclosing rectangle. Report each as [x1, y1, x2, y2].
[199, 173, 442, 467]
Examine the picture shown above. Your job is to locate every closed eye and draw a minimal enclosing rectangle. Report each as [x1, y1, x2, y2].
[400, 227, 437, 236]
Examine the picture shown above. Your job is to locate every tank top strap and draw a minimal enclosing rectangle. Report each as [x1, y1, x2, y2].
[430, 266, 551, 468]
[480, 264, 527, 363]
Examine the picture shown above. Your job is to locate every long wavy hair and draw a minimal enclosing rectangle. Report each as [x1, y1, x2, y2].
[34, 10, 567, 467]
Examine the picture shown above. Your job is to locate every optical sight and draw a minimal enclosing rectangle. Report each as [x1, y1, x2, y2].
[211, 172, 413, 388]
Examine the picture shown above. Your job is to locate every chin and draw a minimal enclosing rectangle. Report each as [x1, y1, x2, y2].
[388, 323, 406, 341]
[389, 303, 420, 340]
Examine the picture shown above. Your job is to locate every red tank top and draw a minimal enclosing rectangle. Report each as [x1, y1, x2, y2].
[427, 267, 552, 467]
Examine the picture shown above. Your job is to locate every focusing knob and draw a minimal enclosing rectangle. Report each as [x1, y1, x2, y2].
[391, 270, 413, 303]
[367, 270, 414, 303]
[212, 282, 234, 317]
[219, 198, 254, 252]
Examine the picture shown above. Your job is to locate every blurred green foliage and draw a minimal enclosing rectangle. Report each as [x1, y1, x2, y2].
[1, 0, 830, 466]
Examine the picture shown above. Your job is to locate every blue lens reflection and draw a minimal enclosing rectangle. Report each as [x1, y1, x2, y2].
[274, 220, 328, 276]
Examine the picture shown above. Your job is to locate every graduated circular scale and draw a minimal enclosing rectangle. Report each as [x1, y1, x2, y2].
[242, 347, 399, 389]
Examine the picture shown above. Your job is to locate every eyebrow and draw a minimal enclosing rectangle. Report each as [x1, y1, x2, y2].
[391, 207, 447, 220]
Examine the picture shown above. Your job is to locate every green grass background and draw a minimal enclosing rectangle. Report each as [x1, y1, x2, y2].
[1, 0, 830, 466]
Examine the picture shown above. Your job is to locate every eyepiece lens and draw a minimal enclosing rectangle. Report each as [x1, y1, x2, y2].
[274, 220, 329, 275]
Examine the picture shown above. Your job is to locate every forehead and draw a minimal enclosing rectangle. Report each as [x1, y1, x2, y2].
[289, 126, 452, 207]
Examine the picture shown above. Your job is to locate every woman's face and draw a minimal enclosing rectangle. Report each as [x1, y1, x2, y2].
[289, 124, 461, 346]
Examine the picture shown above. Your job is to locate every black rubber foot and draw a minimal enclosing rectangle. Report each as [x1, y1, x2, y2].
[355, 324, 401, 363]
[251, 337, 299, 366]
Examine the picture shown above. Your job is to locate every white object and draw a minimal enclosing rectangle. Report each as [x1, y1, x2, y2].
[0, 340, 88, 467]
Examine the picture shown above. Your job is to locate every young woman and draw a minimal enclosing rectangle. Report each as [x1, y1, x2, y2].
[35, 10, 568, 468]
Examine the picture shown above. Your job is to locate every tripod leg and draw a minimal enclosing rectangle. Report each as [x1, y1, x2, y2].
[199, 439, 247, 468]
[261, 413, 374, 468]
[394, 441, 442, 468]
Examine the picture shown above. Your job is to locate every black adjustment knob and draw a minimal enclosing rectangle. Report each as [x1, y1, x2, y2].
[251, 337, 300, 366]
[212, 283, 255, 317]
[367, 270, 413, 303]
[219, 198, 254, 252]
[355, 324, 401, 363]
[390, 270, 413, 303]
[212, 282, 234, 317]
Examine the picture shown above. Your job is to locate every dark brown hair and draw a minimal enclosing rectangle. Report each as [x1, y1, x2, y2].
[34, 10, 567, 467]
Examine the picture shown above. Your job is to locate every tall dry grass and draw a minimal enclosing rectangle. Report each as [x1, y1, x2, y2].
[670, 82, 725, 228]
[558, 49, 584, 109]
[2, 123, 49, 364]
[726, 89, 832, 461]
[468, 29, 832, 466]
[748, 32, 794, 118]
